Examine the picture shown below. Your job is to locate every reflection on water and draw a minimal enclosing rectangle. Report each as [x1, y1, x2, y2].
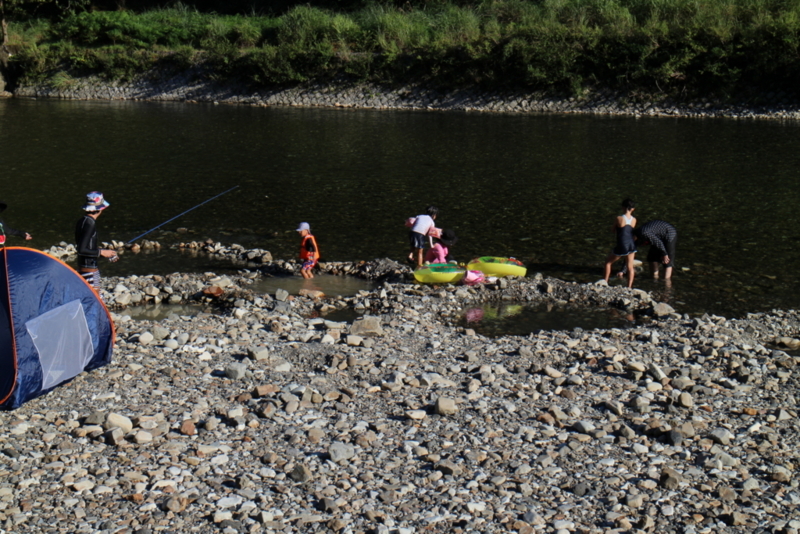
[3, 98, 800, 317]
[462, 302, 639, 337]
[316, 307, 368, 323]
[252, 274, 376, 297]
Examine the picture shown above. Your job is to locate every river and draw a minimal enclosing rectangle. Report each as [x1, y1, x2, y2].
[1, 98, 799, 318]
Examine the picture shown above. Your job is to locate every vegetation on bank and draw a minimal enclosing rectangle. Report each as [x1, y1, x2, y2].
[5, 0, 800, 98]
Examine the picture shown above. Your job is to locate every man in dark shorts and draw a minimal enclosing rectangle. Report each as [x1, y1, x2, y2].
[634, 220, 677, 280]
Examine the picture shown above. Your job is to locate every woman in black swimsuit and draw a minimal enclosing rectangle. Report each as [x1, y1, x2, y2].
[603, 199, 637, 288]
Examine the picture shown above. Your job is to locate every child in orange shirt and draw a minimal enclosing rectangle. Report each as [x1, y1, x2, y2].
[296, 222, 320, 279]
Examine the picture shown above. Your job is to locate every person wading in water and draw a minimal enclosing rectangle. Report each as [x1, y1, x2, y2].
[603, 198, 637, 288]
[75, 192, 118, 297]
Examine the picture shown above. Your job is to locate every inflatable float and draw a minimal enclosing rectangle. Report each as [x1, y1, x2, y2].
[414, 263, 466, 284]
[467, 257, 527, 277]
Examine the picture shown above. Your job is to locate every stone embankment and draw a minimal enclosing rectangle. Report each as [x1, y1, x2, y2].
[1, 241, 799, 534]
[11, 70, 800, 120]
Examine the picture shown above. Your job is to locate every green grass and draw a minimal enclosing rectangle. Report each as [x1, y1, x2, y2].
[8, 0, 800, 97]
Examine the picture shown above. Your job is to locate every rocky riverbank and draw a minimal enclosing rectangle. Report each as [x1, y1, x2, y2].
[2, 244, 799, 534]
[10, 70, 800, 120]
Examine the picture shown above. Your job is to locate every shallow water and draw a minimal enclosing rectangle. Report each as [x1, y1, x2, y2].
[460, 302, 638, 338]
[252, 273, 376, 297]
[315, 307, 369, 323]
[3, 98, 800, 317]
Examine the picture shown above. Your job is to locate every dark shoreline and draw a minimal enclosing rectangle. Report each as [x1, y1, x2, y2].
[9, 73, 800, 121]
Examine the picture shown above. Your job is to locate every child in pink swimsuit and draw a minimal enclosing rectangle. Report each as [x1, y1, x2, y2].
[425, 229, 458, 264]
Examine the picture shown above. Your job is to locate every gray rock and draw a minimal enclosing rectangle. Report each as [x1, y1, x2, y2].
[709, 428, 734, 445]
[289, 463, 313, 483]
[104, 413, 133, 433]
[741, 478, 761, 491]
[435, 397, 457, 416]
[84, 410, 106, 425]
[625, 493, 645, 508]
[573, 482, 591, 496]
[573, 420, 596, 434]
[225, 363, 248, 380]
[104, 427, 125, 446]
[772, 465, 792, 482]
[653, 302, 675, 316]
[346, 335, 364, 346]
[138, 332, 154, 345]
[349, 316, 384, 337]
[328, 442, 356, 463]
[152, 326, 170, 341]
[678, 392, 694, 408]
[248, 347, 271, 361]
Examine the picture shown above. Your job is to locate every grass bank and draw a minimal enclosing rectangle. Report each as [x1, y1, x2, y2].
[7, 0, 800, 98]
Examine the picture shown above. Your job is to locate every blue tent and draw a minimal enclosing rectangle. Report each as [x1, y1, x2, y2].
[0, 247, 114, 409]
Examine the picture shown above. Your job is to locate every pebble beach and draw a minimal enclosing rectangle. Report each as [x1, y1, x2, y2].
[1, 242, 799, 534]
[9, 72, 800, 121]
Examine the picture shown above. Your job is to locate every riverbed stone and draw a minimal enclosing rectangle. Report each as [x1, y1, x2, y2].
[349, 316, 384, 336]
[289, 464, 313, 483]
[138, 332, 154, 345]
[709, 427, 734, 445]
[152, 326, 170, 340]
[225, 362, 248, 380]
[328, 442, 356, 463]
[1, 255, 799, 534]
[104, 413, 133, 433]
[678, 391, 694, 408]
[653, 302, 675, 316]
[435, 397, 457, 416]
[772, 466, 793, 482]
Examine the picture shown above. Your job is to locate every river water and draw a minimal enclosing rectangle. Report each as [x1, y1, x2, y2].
[1, 98, 799, 318]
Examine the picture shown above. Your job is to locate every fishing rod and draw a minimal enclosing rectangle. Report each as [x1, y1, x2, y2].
[127, 185, 240, 244]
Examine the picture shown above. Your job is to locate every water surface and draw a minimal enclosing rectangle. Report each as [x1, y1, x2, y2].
[2, 98, 799, 317]
[461, 302, 638, 337]
[252, 274, 376, 297]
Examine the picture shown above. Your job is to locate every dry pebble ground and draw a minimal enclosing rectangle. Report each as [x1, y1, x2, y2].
[1, 258, 800, 534]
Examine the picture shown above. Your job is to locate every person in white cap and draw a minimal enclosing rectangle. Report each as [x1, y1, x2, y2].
[296, 222, 319, 279]
[75, 191, 118, 295]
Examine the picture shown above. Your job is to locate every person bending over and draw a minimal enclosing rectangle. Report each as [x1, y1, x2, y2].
[626, 219, 677, 280]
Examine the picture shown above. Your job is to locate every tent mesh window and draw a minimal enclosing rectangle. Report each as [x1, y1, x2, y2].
[26, 300, 95, 390]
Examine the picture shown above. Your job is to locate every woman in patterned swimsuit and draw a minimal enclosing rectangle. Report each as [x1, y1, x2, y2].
[603, 199, 637, 288]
